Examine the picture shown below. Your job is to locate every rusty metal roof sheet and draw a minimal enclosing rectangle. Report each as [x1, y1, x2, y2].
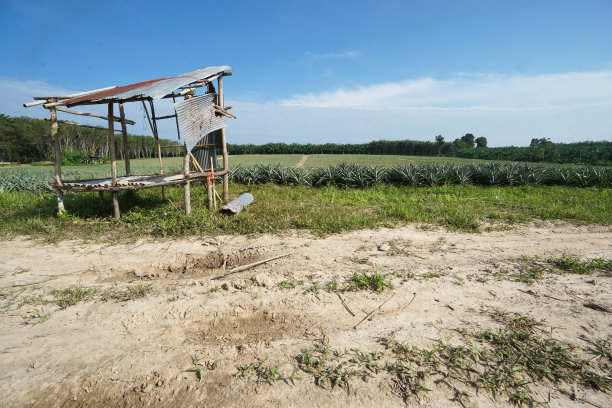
[63, 66, 231, 106]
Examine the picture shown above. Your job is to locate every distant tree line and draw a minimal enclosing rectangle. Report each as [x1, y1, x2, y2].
[1, 115, 610, 166]
[0, 114, 183, 163]
[229, 134, 611, 166]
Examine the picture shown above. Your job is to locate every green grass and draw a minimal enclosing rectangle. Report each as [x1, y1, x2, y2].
[1, 183, 610, 242]
[52, 286, 98, 309]
[344, 269, 394, 292]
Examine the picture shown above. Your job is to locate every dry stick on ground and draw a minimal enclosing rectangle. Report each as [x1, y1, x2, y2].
[211, 253, 293, 280]
[354, 293, 398, 330]
[304, 316, 335, 336]
[583, 303, 610, 313]
[336, 292, 355, 316]
[517, 288, 567, 302]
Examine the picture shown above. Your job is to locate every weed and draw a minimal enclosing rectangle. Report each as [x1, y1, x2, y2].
[305, 281, 321, 295]
[420, 271, 443, 280]
[351, 255, 369, 264]
[107, 284, 153, 301]
[344, 269, 394, 292]
[235, 363, 254, 378]
[52, 286, 97, 309]
[278, 279, 297, 290]
[23, 308, 51, 324]
[324, 280, 339, 292]
[548, 254, 591, 274]
[18, 295, 44, 309]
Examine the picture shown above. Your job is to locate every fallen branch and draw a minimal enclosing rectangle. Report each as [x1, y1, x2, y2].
[304, 316, 334, 336]
[583, 303, 610, 313]
[353, 293, 396, 330]
[517, 288, 566, 302]
[336, 292, 355, 316]
[211, 253, 292, 280]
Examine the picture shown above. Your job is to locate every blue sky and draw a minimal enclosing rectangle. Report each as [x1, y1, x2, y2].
[1, 0, 611, 147]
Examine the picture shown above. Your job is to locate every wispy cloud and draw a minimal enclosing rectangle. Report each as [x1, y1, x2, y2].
[304, 50, 359, 61]
[280, 70, 612, 111]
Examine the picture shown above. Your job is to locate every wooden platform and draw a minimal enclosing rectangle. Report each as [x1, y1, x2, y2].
[51, 170, 229, 192]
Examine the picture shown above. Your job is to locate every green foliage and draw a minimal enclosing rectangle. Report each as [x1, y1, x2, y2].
[52, 285, 97, 309]
[60, 149, 91, 165]
[344, 269, 394, 292]
[0, 183, 610, 241]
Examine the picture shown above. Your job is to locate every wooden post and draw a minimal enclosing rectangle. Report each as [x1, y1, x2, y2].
[149, 99, 163, 174]
[149, 99, 165, 200]
[218, 76, 230, 203]
[119, 103, 130, 176]
[108, 103, 120, 218]
[183, 151, 191, 215]
[49, 106, 65, 214]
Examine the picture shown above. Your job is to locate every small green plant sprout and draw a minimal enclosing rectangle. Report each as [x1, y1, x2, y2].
[188, 355, 205, 381]
[52, 285, 97, 309]
[110, 284, 153, 301]
[324, 280, 339, 292]
[351, 255, 369, 264]
[344, 268, 394, 292]
[18, 295, 44, 309]
[278, 279, 297, 290]
[305, 281, 321, 295]
[256, 364, 284, 385]
[23, 309, 51, 324]
[235, 363, 254, 378]
[548, 254, 591, 274]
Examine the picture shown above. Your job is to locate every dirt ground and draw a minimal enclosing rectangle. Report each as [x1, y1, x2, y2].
[1, 223, 611, 407]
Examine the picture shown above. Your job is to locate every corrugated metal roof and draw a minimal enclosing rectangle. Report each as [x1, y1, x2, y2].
[63, 66, 231, 106]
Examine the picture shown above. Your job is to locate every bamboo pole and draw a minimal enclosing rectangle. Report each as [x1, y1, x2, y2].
[44, 117, 111, 130]
[210, 157, 216, 209]
[218, 76, 229, 203]
[183, 152, 191, 215]
[149, 99, 163, 174]
[119, 103, 131, 176]
[49, 106, 65, 214]
[107, 103, 120, 218]
[54, 107, 135, 125]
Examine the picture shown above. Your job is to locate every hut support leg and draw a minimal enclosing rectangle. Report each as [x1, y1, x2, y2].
[49, 106, 65, 214]
[183, 153, 191, 215]
[108, 103, 120, 219]
[218, 76, 230, 203]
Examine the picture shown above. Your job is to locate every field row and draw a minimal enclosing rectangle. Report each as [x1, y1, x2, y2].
[2, 162, 610, 192]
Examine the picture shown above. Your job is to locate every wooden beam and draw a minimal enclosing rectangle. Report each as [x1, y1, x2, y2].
[44, 117, 110, 130]
[160, 143, 219, 149]
[32, 86, 118, 100]
[108, 103, 120, 218]
[183, 152, 191, 215]
[49, 106, 65, 214]
[119, 103, 131, 176]
[149, 99, 163, 174]
[153, 113, 177, 120]
[218, 76, 230, 203]
[55, 106, 135, 125]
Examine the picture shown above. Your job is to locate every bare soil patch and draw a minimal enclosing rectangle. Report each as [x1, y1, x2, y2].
[1, 223, 611, 407]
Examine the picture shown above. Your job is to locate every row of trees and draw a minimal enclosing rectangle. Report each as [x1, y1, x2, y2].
[0, 114, 183, 163]
[1, 115, 610, 166]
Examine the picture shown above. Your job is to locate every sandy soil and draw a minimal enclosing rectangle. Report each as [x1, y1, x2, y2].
[0, 223, 611, 407]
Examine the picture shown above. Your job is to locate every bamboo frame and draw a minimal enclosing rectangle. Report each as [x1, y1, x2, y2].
[218, 76, 229, 203]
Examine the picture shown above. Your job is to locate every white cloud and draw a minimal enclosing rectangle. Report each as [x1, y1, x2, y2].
[280, 70, 612, 111]
[304, 50, 359, 61]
